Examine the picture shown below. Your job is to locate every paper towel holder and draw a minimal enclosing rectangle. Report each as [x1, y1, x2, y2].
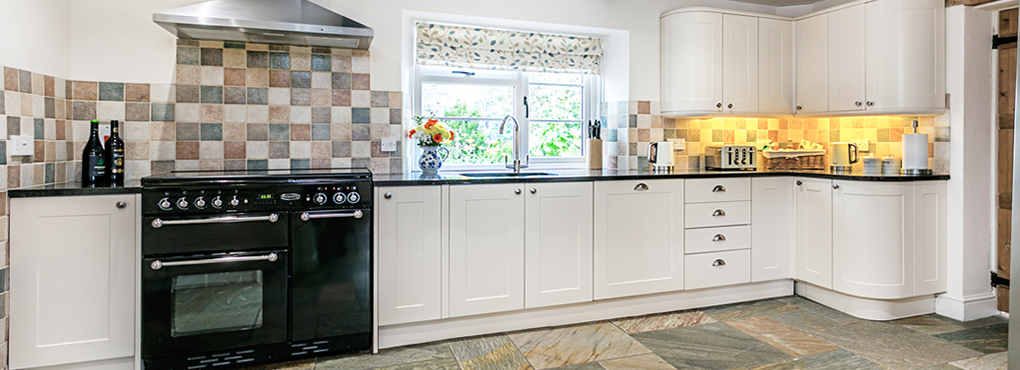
[902, 120, 932, 175]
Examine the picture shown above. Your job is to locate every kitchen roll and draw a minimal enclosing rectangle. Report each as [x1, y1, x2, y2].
[902, 133, 929, 171]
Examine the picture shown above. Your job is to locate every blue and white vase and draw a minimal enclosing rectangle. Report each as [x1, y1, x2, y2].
[418, 145, 449, 175]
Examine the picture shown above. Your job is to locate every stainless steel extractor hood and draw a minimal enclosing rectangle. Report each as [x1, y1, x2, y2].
[153, 0, 373, 50]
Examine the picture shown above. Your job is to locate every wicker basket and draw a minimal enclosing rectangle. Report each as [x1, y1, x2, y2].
[761, 150, 826, 170]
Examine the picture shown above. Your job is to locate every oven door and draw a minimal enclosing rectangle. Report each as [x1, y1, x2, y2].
[141, 250, 289, 360]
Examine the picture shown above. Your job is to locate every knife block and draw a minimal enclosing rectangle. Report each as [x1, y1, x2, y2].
[588, 139, 602, 170]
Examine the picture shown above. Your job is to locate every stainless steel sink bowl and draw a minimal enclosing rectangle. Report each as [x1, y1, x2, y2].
[459, 172, 557, 177]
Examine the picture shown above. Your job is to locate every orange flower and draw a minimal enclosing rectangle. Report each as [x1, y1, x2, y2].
[433, 133, 443, 143]
[407, 129, 416, 138]
[449, 131, 455, 140]
[424, 119, 437, 129]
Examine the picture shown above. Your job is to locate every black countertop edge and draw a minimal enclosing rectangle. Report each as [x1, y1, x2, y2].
[374, 169, 950, 186]
[9, 181, 142, 198]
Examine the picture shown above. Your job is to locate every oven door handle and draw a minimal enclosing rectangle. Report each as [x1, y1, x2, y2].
[151, 213, 280, 229]
[300, 210, 363, 221]
[150, 253, 279, 270]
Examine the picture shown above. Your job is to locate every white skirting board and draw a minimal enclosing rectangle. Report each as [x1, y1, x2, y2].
[15, 357, 135, 370]
[378, 280, 793, 349]
[795, 281, 936, 320]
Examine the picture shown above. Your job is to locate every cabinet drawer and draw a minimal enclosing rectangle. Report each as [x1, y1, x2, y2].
[685, 225, 750, 254]
[685, 201, 750, 228]
[685, 250, 751, 290]
[685, 178, 750, 203]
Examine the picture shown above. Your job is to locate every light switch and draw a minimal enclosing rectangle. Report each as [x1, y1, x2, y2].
[10, 135, 34, 156]
[381, 138, 398, 152]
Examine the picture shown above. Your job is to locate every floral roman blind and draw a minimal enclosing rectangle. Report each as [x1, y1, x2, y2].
[415, 22, 603, 74]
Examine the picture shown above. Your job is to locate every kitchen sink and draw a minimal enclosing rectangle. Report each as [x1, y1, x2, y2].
[459, 172, 557, 177]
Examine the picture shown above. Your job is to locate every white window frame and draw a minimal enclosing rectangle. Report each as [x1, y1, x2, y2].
[413, 64, 601, 171]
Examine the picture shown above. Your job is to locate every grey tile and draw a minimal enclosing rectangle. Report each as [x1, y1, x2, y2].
[311, 54, 331, 72]
[935, 323, 1008, 354]
[225, 159, 247, 170]
[224, 42, 246, 49]
[0, 141, 6, 165]
[291, 71, 311, 88]
[224, 86, 246, 105]
[177, 85, 200, 103]
[390, 108, 402, 124]
[371, 91, 389, 107]
[311, 124, 331, 140]
[332, 141, 351, 157]
[314, 342, 454, 370]
[44, 97, 55, 118]
[247, 123, 269, 141]
[176, 122, 200, 141]
[152, 103, 176, 122]
[891, 314, 968, 335]
[247, 88, 268, 105]
[748, 350, 882, 370]
[629, 115, 637, 128]
[332, 73, 351, 90]
[201, 123, 223, 141]
[950, 351, 1007, 369]
[19, 70, 32, 93]
[99, 82, 124, 101]
[812, 321, 982, 370]
[312, 107, 331, 124]
[509, 322, 650, 369]
[0, 267, 7, 292]
[776, 296, 859, 325]
[935, 127, 950, 142]
[631, 322, 791, 370]
[270, 52, 290, 70]
[390, 158, 402, 170]
[269, 124, 290, 140]
[352, 108, 370, 124]
[352, 125, 370, 141]
[291, 159, 310, 168]
[374, 358, 461, 370]
[247, 51, 269, 69]
[201, 48, 223, 66]
[269, 141, 289, 158]
[291, 89, 311, 106]
[151, 160, 175, 175]
[45, 163, 54, 183]
[72, 101, 97, 120]
[246, 159, 268, 170]
[177, 46, 200, 65]
[768, 308, 844, 332]
[352, 157, 370, 169]
[702, 298, 799, 321]
[0, 91, 4, 114]
[201, 86, 223, 104]
[34, 118, 44, 139]
[448, 335, 531, 370]
[7, 116, 20, 137]
[126, 102, 150, 121]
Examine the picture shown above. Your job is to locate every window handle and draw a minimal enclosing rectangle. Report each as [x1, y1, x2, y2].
[524, 96, 529, 118]
[452, 70, 476, 76]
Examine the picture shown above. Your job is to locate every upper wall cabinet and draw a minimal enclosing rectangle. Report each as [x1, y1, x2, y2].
[795, 14, 829, 114]
[827, 4, 867, 113]
[759, 18, 794, 115]
[661, 11, 724, 114]
[865, 0, 945, 114]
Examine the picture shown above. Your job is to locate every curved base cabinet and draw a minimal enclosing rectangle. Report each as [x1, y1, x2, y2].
[796, 282, 936, 321]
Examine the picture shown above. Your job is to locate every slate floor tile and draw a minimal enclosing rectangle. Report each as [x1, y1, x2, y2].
[508, 322, 650, 369]
[726, 316, 839, 358]
[631, 322, 792, 370]
[241, 359, 315, 370]
[599, 354, 676, 370]
[375, 357, 462, 370]
[935, 323, 1009, 354]
[746, 350, 882, 370]
[701, 298, 800, 321]
[767, 308, 844, 332]
[449, 334, 533, 370]
[611, 310, 716, 334]
[812, 321, 982, 370]
[950, 351, 1007, 370]
[546, 363, 604, 370]
[313, 343, 454, 370]
[892, 314, 969, 335]
[775, 296, 859, 325]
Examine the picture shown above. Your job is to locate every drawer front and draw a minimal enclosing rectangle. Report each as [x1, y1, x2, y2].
[684, 201, 751, 228]
[685, 178, 750, 203]
[685, 250, 751, 290]
[685, 225, 751, 254]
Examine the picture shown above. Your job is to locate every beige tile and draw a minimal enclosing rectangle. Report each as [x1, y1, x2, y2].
[612, 310, 717, 334]
[448, 335, 531, 370]
[223, 49, 247, 68]
[950, 352, 1006, 370]
[727, 316, 839, 358]
[177, 65, 200, 85]
[200, 66, 224, 85]
[508, 322, 650, 369]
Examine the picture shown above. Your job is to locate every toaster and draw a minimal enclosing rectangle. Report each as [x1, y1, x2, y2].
[704, 145, 757, 170]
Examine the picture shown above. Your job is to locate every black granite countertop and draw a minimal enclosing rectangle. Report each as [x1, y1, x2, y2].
[374, 168, 950, 186]
[9, 181, 142, 198]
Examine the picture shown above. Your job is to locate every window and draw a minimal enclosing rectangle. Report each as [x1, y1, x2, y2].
[415, 65, 599, 168]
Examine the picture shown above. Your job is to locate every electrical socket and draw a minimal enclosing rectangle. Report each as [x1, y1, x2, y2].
[10, 135, 33, 156]
[667, 138, 685, 150]
[851, 139, 870, 152]
[381, 138, 398, 152]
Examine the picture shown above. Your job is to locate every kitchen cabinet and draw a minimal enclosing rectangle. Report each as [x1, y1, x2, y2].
[661, 11, 723, 114]
[865, 0, 945, 113]
[722, 14, 758, 114]
[758, 18, 794, 114]
[794, 14, 828, 114]
[377, 186, 443, 326]
[594, 179, 684, 299]
[795, 178, 833, 289]
[827, 4, 867, 113]
[10, 194, 139, 370]
[448, 183, 525, 317]
[525, 182, 594, 308]
[751, 177, 793, 282]
[682, 178, 751, 291]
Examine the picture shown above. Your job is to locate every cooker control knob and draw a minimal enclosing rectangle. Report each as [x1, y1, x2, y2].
[211, 196, 223, 209]
[194, 196, 207, 209]
[347, 192, 361, 204]
[158, 197, 172, 211]
[313, 193, 327, 205]
[176, 197, 189, 210]
[229, 197, 240, 207]
[333, 192, 347, 204]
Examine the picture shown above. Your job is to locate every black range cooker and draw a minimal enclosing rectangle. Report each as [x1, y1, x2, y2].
[140, 168, 373, 370]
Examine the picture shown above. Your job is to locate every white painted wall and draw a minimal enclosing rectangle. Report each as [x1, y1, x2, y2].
[0, 0, 72, 78]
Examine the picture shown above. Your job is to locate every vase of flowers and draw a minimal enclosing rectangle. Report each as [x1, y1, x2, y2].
[409, 116, 455, 175]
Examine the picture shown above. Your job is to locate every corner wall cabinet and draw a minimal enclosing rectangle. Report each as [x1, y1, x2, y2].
[10, 194, 139, 370]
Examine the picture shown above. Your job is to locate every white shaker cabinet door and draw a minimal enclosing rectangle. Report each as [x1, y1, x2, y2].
[758, 18, 794, 115]
[827, 4, 867, 113]
[661, 11, 723, 114]
[594, 179, 684, 299]
[448, 183, 525, 317]
[377, 186, 443, 326]
[751, 177, 793, 282]
[525, 182, 594, 308]
[865, 0, 945, 112]
[722, 14, 758, 114]
[795, 178, 833, 289]
[913, 181, 947, 295]
[832, 181, 914, 299]
[10, 194, 138, 370]
[795, 14, 829, 114]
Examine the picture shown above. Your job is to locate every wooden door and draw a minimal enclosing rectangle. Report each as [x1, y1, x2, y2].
[795, 14, 829, 114]
[377, 186, 443, 326]
[448, 184, 525, 317]
[795, 178, 833, 289]
[828, 4, 867, 113]
[660, 11, 723, 113]
[997, 8, 1017, 312]
[525, 182, 594, 308]
[722, 14, 758, 114]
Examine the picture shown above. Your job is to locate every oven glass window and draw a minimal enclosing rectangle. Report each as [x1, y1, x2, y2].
[171, 271, 264, 337]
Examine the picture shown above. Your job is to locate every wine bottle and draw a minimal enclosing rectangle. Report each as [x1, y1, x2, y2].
[104, 120, 125, 186]
[81, 120, 105, 186]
